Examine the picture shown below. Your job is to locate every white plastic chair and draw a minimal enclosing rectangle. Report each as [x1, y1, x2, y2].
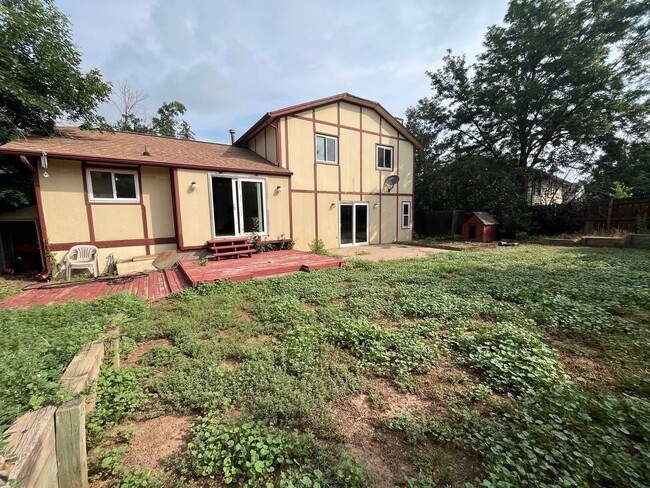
[66, 245, 99, 280]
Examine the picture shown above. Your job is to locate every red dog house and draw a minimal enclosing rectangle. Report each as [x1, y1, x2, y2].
[462, 212, 499, 242]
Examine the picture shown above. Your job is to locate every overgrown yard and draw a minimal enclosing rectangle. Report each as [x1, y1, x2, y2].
[3, 246, 649, 487]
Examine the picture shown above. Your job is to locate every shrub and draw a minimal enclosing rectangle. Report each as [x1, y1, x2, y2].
[187, 413, 368, 486]
[308, 237, 327, 255]
[450, 323, 567, 395]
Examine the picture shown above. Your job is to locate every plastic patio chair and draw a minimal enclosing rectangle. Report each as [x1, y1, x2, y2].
[65, 245, 99, 280]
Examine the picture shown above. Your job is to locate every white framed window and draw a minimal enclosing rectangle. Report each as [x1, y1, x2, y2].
[316, 134, 337, 164]
[401, 201, 411, 229]
[86, 168, 140, 202]
[377, 145, 394, 170]
[209, 175, 268, 237]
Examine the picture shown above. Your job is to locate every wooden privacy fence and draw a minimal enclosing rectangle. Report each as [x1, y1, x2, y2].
[584, 196, 649, 233]
[1, 330, 119, 488]
[415, 209, 467, 237]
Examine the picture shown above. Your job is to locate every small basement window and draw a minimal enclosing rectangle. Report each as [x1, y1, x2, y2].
[401, 201, 411, 229]
[316, 134, 337, 163]
[87, 169, 139, 202]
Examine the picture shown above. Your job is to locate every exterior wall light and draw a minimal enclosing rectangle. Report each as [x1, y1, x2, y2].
[330, 203, 336, 208]
[190, 182, 198, 190]
[373, 203, 378, 208]
[276, 185, 282, 192]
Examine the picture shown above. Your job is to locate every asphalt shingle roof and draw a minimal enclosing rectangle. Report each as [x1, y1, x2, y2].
[0, 127, 291, 176]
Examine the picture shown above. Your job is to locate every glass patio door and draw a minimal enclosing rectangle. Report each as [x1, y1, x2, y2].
[211, 176, 266, 237]
[340, 202, 369, 246]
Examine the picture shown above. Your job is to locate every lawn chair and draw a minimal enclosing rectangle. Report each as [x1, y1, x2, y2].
[65, 245, 99, 280]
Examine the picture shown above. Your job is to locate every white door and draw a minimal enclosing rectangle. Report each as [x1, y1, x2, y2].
[339, 203, 369, 246]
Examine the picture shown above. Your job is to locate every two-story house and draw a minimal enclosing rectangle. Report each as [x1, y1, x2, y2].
[0, 93, 421, 273]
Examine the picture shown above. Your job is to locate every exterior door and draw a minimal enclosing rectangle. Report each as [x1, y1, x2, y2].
[339, 203, 369, 246]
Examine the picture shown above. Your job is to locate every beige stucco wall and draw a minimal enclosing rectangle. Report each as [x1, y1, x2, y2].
[276, 100, 415, 248]
[40, 159, 90, 244]
[142, 166, 175, 238]
[248, 126, 277, 164]
[176, 168, 290, 247]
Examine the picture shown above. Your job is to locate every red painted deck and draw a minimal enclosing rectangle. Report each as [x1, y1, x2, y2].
[0, 251, 344, 309]
[178, 250, 345, 286]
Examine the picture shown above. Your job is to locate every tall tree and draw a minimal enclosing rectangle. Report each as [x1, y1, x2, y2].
[151, 101, 194, 139]
[586, 139, 650, 198]
[408, 0, 650, 210]
[113, 79, 150, 134]
[0, 0, 112, 143]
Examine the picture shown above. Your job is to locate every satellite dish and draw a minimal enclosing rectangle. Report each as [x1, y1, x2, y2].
[383, 175, 400, 192]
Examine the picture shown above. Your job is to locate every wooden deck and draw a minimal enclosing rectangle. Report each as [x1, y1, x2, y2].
[0, 250, 344, 309]
[178, 250, 345, 286]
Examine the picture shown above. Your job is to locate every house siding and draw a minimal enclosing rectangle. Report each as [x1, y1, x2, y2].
[274, 101, 414, 250]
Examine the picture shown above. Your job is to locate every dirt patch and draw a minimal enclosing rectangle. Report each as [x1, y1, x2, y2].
[245, 334, 273, 346]
[220, 357, 241, 369]
[332, 394, 417, 487]
[121, 414, 194, 471]
[333, 245, 448, 262]
[367, 377, 432, 415]
[123, 339, 172, 365]
[237, 310, 253, 322]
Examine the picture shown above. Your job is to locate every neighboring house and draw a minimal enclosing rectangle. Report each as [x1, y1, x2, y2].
[0, 93, 421, 273]
[528, 171, 585, 206]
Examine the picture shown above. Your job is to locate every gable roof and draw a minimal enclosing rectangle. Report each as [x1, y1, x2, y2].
[0, 127, 292, 176]
[235, 93, 423, 149]
[467, 212, 499, 225]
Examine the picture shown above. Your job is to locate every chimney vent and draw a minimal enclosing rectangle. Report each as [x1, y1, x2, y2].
[229, 129, 236, 145]
[394, 117, 404, 125]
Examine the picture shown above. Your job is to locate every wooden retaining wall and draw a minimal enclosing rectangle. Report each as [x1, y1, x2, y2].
[1, 330, 119, 488]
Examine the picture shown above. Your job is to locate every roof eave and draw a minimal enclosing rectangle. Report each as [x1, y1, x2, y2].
[235, 93, 424, 150]
[0, 147, 293, 177]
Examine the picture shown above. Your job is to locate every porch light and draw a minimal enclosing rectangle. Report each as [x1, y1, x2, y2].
[330, 203, 336, 208]
[373, 203, 378, 208]
[190, 182, 198, 190]
[41, 151, 49, 177]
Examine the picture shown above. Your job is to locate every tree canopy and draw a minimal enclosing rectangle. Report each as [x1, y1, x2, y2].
[0, 0, 112, 144]
[407, 0, 650, 214]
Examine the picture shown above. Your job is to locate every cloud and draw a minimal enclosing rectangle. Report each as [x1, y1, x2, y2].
[57, 0, 509, 143]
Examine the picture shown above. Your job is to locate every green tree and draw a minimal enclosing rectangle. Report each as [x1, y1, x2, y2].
[407, 0, 650, 212]
[151, 101, 193, 139]
[0, 0, 112, 143]
[586, 139, 650, 198]
[610, 180, 634, 198]
[0, 0, 112, 210]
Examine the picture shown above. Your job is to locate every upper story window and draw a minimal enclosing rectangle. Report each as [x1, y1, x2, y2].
[316, 134, 337, 164]
[87, 168, 140, 202]
[377, 145, 394, 170]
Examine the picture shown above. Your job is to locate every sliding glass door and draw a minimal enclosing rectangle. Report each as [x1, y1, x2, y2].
[340, 202, 369, 246]
[211, 176, 267, 237]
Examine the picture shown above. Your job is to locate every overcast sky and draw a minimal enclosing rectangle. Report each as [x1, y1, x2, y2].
[57, 0, 510, 144]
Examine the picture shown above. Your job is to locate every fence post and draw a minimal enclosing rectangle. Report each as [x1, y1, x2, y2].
[606, 198, 613, 230]
[55, 399, 88, 488]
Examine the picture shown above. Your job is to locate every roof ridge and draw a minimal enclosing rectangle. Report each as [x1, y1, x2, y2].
[55, 126, 233, 148]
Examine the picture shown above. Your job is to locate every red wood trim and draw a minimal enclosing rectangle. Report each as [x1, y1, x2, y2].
[49, 237, 176, 252]
[273, 121, 282, 167]
[290, 188, 412, 197]
[396, 136, 400, 239]
[168, 168, 180, 248]
[359, 107, 363, 196]
[290, 114, 401, 140]
[137, 166, 150, 254]
[337, 102, 342, 201]
[312, 109, 319, 239]
[171, 168, 184, 249]
[285, 117, 293, 241]
[81, 162, 96, 242]
[263, 127, 268, 159]
[32, 164, 51, 272]
[378, 117, 382, 243]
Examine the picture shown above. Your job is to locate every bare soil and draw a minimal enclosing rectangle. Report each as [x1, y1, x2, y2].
[123, 339, 172, 365]
[333, 245, 448, 262]
[121, 414, 194, 471]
